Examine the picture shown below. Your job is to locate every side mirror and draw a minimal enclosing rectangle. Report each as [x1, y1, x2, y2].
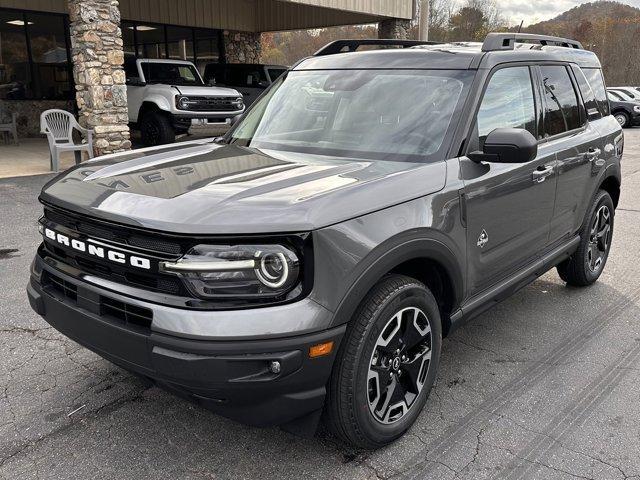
[468, 128, 538, 164]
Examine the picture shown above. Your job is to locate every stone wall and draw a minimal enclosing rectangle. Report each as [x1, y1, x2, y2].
[378, 18, 412, 39]
[68, 0, 130, 155]
[223, 31, 262, 63]
[0, 100, 74, 138]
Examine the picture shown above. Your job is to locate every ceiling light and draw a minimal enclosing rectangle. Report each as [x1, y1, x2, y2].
[6, 20, 33, 26]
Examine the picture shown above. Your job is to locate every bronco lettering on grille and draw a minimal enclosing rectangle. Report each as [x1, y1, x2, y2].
[42, 227, 151, 270]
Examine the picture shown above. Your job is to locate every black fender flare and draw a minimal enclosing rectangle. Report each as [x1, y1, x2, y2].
[330, 230, 465, 330]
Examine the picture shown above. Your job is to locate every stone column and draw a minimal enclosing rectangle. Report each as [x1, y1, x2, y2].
[378, 18, 412, 39]
[223, 31, 262, 63]
[68, 0, 131, 156]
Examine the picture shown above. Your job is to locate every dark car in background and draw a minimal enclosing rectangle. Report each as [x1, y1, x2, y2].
[203, 63, 287, 106]
[607, 89, 640, 127]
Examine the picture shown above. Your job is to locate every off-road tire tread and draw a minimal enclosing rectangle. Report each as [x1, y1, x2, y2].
[140, 111, 175, 146]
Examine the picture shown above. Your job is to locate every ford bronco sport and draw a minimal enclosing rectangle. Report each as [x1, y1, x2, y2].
[125, 58, 245, 146]
[28, 34, 623, 449]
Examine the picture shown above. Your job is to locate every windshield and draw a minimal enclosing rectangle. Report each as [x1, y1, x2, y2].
[230, 69, 472, 162]
[142, 62, 203, 86]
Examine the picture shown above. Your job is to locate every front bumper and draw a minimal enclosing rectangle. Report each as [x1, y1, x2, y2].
[172, 110, 244, 129]
[27, 256, 344, 427]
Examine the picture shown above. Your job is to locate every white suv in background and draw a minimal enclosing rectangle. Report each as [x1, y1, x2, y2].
[125, 58, 245, 146]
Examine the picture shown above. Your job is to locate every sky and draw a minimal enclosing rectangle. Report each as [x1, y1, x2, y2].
[491, 0, 640, 25]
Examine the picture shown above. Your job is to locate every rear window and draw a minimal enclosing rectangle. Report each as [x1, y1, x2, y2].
[582, 68, 610, 117]
[540, 65, 581, 137]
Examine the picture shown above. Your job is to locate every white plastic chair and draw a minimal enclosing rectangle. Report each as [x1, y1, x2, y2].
[40, 109, 94, 172]
[0, 109, 18, 145]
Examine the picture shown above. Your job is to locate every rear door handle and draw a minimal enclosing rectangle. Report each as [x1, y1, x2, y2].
[532, 165, 554, 183]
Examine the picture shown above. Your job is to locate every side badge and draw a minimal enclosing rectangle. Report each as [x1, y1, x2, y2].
[477, 229, 489, 248]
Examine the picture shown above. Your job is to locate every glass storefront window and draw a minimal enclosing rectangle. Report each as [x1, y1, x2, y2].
[26, 13, 70, 99]
[0, 8, 223, 100]
[0, 11, 29, 99]
[167, 26, 194, 61]
[122, 21, 137, 60]
[136, 24, 166, 59]
[194, 29, 220, 75]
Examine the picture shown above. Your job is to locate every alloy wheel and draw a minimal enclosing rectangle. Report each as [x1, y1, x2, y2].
[367, 307, 432, 424]
[587, 205, 611, 273]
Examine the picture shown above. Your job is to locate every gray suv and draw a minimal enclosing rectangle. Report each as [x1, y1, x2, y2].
[27, 34, 623, 449]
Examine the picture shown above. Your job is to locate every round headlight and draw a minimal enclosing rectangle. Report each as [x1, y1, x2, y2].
[233, 97, 244, 109]
[177, 96, 190, 109]
[255, 252, 289, 288]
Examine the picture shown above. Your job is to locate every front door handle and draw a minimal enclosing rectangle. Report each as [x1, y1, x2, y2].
[532, 165, 554, 183]
[585, 147, 601, 160]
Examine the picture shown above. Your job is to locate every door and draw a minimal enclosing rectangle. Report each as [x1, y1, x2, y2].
[461, 66, 558, 295]
[545, 65, 609, 242]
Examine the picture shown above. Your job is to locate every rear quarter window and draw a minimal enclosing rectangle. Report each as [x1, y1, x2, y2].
[582, 68, 610, 117]
[572, 66, 601, 120]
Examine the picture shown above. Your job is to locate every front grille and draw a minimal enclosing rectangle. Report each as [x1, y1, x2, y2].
[43, 271, 152, 329]
[44, 208, 183, 255]
[42, 207, 187, 296]
[185, 96, 240, 112]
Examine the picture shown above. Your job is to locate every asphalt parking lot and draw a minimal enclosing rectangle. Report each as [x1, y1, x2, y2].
[1, 129, 640, 480]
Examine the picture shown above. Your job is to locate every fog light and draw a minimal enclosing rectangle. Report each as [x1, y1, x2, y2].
[269, 361, 281, 374]
[309, 341, 334, 358]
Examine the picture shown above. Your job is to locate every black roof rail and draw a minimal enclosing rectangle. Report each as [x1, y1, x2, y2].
[482, 33, 583, 52]
[313, 39, 440, 56]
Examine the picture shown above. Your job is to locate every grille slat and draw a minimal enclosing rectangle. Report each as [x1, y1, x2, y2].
[43, 271, 152, 329]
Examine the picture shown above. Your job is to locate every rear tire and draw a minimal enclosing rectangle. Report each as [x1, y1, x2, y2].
[140, 111, 175, 146]
[557, 190, 614, 286]
[325, 275, 442, 449]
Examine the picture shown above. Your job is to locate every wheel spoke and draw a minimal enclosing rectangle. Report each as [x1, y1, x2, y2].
[401, 347, 431, 393]
[375, 376, 397, 418]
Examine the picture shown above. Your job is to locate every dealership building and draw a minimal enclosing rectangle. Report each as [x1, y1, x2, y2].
[0, 0, 413, 154]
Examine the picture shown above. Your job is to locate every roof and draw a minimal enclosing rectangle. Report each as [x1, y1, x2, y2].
[294, 41, 602, 71]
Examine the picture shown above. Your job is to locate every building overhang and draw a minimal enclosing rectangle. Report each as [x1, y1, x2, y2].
[4, 0, 414, 31]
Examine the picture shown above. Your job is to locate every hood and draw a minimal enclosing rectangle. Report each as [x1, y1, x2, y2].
[40, 142, 447, 234]
[171, 85, 240, 97]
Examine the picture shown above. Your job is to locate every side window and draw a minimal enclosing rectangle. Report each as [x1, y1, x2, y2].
[573, 66, 600, 121]
[582, 68, 610, 116]
[476, 66, 536, 145]
[124, 60, 140, 82]
[540, 66, 581, 137]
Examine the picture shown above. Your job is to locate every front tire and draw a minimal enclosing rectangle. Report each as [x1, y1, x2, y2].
[140, 111, 175, 146]
[557, 190, 614, 286]
[614, 112, 629, 128]
[325, 275, 442, 449]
